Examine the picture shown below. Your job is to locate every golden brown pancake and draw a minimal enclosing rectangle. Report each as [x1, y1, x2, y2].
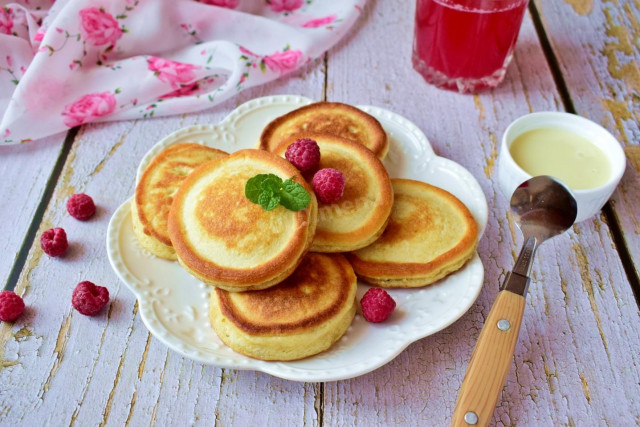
[260, 102, 389, 159]
[347, 179, 478, 287]
[168, 149, 318, 291]
[273, 133, 394, 253]
[209, 253, 357, 360]
[132, 143, 228, 259]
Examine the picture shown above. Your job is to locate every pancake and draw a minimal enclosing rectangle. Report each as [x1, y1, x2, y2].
[273, 133, 393, 253]
[209, 253, 357, 361]
[260, 102, 389, 159]
[168, 149, 318, 291]
[132, 143, 228, 260]
[347, 179, 478, 287]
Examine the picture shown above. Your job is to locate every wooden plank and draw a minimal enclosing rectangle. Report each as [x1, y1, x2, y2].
[626, 146, 640, 172]
[532, 0, 640, 279]
[325, 0, 640, 425]
[0, 134, 68, 414]
[0, 58, 325, 425]
[0, 134, 68, 289]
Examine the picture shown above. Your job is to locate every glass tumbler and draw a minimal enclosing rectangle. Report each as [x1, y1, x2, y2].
[412, 0, 529, 93]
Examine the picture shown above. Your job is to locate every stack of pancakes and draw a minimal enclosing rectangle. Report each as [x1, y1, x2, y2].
[132, 101, 478, 361]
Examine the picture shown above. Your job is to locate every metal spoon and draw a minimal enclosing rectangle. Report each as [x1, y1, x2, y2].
[451, 176, 577, 427]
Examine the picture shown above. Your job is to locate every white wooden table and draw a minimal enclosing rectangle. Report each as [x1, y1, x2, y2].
[1, 0, 639, 425]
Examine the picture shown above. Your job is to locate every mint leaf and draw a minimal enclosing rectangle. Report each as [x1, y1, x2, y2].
[261, 175, 283, 193]
[246, 174, 310, 212]
[258, 189, 280, 211]
[245, 174, 270, 203]
[280, 178, 311, 211]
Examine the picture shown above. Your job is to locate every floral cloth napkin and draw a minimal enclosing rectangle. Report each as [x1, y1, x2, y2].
[0, 0, 365, 144]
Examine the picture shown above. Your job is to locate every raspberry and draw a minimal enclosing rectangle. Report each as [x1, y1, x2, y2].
[40, 227, 68, 257]
[360, 288, 396, 323]
[72, 281, 109, 316]
[67, 193, 96, 220]
[0, 291, 25, 322]
[312, 168, 345, 204]
[285, 138, 320, 172]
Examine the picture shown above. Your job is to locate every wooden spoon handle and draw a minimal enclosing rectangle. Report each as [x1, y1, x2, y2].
[451, 290, 526, 427]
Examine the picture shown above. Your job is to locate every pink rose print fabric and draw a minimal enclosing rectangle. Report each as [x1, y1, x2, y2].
[303, 15, 337, 28]
[147, 57, 202, 89]
[200, 0, 239, 8]
[268, 0, 303, 13]
[0, 0, 365, 144]
[62, 92, 117, 127]
[263, 49, 304, 75]
[79, 7, 123, 46]
[1, 7, 14, 35]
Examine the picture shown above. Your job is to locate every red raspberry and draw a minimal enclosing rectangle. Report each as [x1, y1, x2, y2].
[285, 138, 321, 172]
[312, 168, 345, 204]
[40, 227, 68, 257]
[67, 193, 96, 220]
[72, 281, 110, 316]
[360, 288, 396, 323]
[0, 291, 25, 322]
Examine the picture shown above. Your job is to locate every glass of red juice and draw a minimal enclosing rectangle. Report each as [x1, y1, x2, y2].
[413, 0, 529, 93]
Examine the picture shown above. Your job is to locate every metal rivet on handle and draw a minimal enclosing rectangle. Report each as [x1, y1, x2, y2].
[464, 411, 478, 425]
[497, 319, 511, 331]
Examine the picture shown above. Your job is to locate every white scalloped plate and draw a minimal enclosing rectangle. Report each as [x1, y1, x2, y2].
[107, 95, 488, 382]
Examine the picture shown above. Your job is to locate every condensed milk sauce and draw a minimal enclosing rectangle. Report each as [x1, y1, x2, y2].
[509, 128, 611, 190]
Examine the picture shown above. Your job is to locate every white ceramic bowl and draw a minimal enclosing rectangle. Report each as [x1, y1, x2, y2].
[498, 112, 626, 222]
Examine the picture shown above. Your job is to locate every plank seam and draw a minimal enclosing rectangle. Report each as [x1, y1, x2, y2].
[529, 1, 640, 308]
[315, 382, 324, 427]
[322, 52, 328, 102]
[528, 2, 577, 115]
[602, 203, 640, 307]
[2, 127, 78, 292]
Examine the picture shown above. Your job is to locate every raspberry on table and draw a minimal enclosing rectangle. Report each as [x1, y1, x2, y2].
[0, 291, 25, 322]
[67, 193, 96, 220]
[72, 281, 109, 316]
[312, 168, 345, 204]
[360, 288, 396, 323]
[285, 138, 321, 172]
[40, 227, 68, 257]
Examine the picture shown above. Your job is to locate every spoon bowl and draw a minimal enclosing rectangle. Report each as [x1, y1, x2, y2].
[509, 176, 577, 280]
[511, 175, 577, 243]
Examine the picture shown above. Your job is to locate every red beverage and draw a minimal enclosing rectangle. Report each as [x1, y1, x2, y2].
[413, 0, 529, 93]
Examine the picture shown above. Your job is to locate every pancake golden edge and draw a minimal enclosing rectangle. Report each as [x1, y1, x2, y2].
[273, 133, 394, 253]
[209, 253, 357, 361]
[347, 179, 478, 287]
[132, 143, 228, 260]
[259, 101, 389, 159]
[168, 149, 318, 292]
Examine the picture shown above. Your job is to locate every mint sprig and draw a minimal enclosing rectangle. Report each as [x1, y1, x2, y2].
[245, 174, 311, 211]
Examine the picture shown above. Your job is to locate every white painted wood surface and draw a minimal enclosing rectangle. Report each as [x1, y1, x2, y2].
[0, 134, 67, 289]
[534, 0, 640, 276]
[1, 0, 639, 425]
